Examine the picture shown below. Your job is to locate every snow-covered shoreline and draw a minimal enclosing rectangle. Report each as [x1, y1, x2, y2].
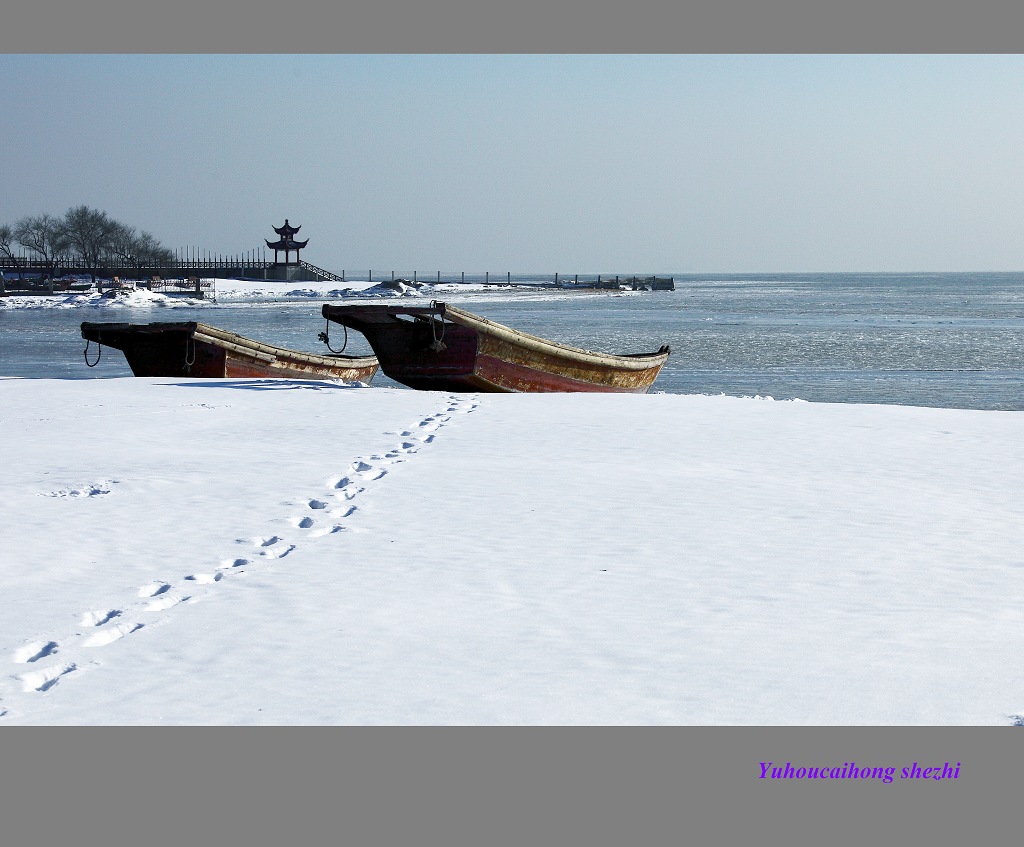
[0, 276, 505, 308]
[0, 275, 644, 310]
[3, 376, 1023, 724]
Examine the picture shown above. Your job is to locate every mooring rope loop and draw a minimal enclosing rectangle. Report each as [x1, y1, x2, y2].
[318, 318, 348, 354]
[83, 337, 102, 367]
[183, 333, 196, 374]
[428, 300, 447, 352]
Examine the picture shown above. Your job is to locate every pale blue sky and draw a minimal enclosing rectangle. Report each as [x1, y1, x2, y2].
[3, 54, 1024, 273]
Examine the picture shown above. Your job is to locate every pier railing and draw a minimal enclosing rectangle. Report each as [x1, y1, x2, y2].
[360, 271, 675, 290]
[1, 256, 675, 291]
[148, 277, 216, 298]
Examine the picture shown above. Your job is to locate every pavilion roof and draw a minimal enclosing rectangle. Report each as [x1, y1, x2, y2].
[272, 219, 302, 237]
[266, 237, 309, 250]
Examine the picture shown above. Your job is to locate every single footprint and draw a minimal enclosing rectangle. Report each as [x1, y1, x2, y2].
[20, 662, 76, 692]
[334, 483, 365, 501]
[84, 622, 143, 647]
[352, 461, 386, 481]
[266, 544, 296, 559]
[308, 499, 328, 510]
[80, 609, 121, 627]
[138, 582, 170, 598]
[220, 557, 250, 570]
[13, 640, 58, 664]
[310, 525, 344, 538]
[185, 573, 223, 584]
[145, 594, 188, 612]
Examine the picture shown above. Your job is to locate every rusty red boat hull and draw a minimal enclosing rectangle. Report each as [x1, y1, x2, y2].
[80, 321, 379, 382]
[320, 302, 670, 393]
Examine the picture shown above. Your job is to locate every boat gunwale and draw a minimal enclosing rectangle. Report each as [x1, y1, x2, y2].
[80, 320, 378, 370]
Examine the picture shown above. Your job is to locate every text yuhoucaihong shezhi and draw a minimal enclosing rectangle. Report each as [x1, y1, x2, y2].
[759, 762, 961, 784]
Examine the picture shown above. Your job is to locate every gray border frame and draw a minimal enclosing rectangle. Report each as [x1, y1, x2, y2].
[3, 1, 1021, 845]
[6, 0, 1024, 53]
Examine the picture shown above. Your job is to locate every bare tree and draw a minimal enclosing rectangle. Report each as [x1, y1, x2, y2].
[0, 224, 11, 293]
[103, 222, 173, 275]
[0, 224, 17, 292]
[103, 221, 137, 266]
[0, 223, 18, 264]
[132, 230, 173, 268]
[60, 205, 119, 285]
[14, 214, 68, 281]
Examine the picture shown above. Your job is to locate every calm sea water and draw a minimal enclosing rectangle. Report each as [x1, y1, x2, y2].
[4, 271, 1024, 410]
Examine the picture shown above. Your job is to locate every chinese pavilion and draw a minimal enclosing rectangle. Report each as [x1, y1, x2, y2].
[265, 219, 309, 264]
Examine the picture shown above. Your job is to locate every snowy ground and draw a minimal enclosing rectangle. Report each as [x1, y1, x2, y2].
[3, 376, 1024, 724]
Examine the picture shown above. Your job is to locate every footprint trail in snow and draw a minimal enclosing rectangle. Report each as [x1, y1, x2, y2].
[0, 394, 480, 717]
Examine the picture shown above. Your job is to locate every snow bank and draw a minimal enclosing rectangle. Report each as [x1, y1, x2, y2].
[0, 288, 206, 310]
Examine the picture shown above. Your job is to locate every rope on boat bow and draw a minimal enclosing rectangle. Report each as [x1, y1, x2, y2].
[83, 334, 101, 367]
[319, 318, 348, 354]
[184, 332, 196, 375]
[428, 300, 447, 352]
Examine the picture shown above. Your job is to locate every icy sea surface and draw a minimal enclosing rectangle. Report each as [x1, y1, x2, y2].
[4, 271, 1024, 409]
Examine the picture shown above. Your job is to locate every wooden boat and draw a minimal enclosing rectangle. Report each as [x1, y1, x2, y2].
[320, 301, 670, 393]
[80, 320, 379, 382]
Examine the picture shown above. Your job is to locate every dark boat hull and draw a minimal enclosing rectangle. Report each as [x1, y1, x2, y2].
[321, 303, 669, 393]
[81, 321, 379, 382]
